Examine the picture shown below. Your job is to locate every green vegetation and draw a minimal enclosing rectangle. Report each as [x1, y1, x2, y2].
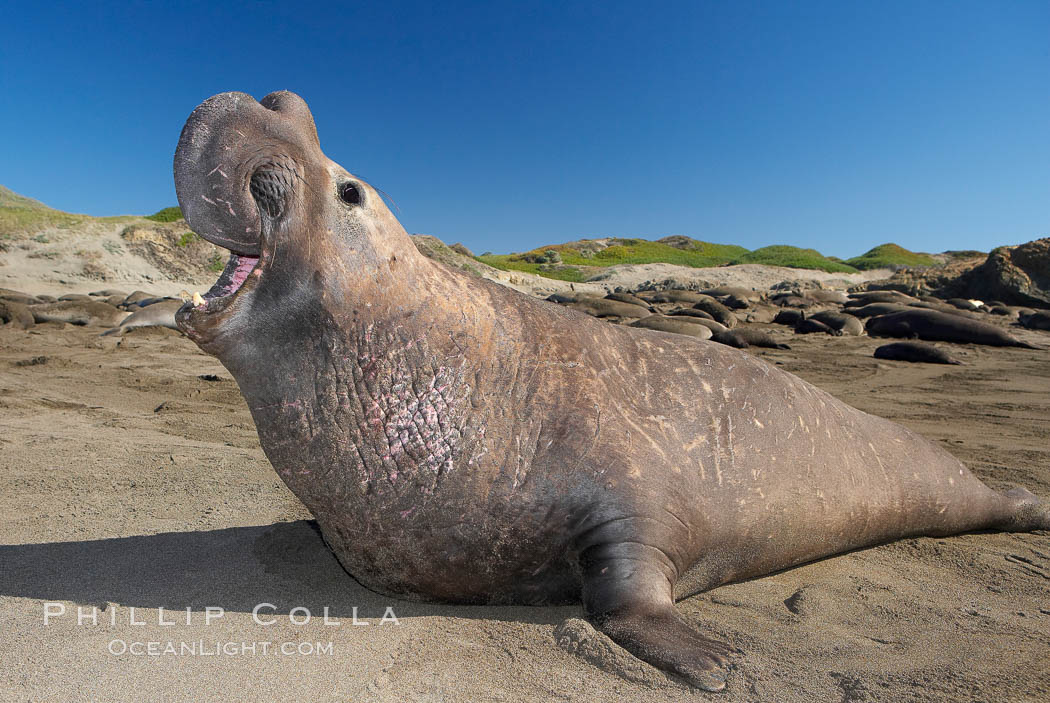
[0, 184, 136, 236]
[733, 245, 859, 273]
[583, 238, 748, 268]
[146, 206, 184, 223]
[478, 237, 751, 279]
[844, 243, 937, 270]
[176, 231, 201, 247]
[478, 237, 866, 279]
[0, 202, 88, 235]
[479, 256, 587, 282]
[208, 254, 226, 272]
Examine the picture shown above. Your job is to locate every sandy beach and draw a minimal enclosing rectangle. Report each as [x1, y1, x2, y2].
[1, 303, 1048, 702]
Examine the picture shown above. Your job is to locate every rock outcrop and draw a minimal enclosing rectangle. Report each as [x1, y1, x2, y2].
[950, 238, 1050, 308]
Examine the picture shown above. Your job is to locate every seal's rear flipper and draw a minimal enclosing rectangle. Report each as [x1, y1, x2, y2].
[580, 543, 737, 691]
[996, 487, 1050, 531]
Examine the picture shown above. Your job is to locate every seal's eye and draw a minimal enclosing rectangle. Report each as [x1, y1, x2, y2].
[339, 182, 362, 206]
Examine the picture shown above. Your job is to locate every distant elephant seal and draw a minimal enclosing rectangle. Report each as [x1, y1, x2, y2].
[691, 299, 737, 328]
[770, 294, 810, 308]
[700, 286, 758, 302]
[906, 300, 978, 317]
[987, 306, 1018, 319]
[874, 342, 962, 365]
[709, 330, 748, 348]
[604, 292, 651, 309]
[795, 318, 840, 335]
[699, 290, 751, 310]
[647, 289, 709, 305]
[629, 314, 713, 339]
[101, 300, 184, 336]
[29, 300, 127, 327]
[668, 308, 715, 321]
[845, 290, 918, 306]
[122, 290, 158, 306]
[772, 309, 806, 326]
[866, 309, 1039, 348]
[804, 289, 849, 304]
[565, 297, 648, 320]
[722, 294, 751, 310]
[712, 328, 790, 350]
[0, 300, 35, 329]
[946, 298, 981, 311]
[0, 289, 41, 306]
[674, 317, 728, 335]
[126, 296, 176, 309]
[741, 304, 779, 324]
[172, 91, 1050, 692]
[843, 302, 912, 319]
[807, 311, 865, 336]
[1019, 312, 1050, 331]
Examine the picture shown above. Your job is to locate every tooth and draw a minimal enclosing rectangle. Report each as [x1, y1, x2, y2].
[193, 292, 206, 307]
[178, 290, 191, 302]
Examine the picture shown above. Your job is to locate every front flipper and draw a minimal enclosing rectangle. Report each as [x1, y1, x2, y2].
[580, 542, 738, 691]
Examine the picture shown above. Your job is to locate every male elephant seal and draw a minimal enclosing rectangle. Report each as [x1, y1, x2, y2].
[29, 300, 127, 327]
[866, 309, 1040, 348]
[628, 314, 713, 339]
[563, 296, 649, 320]
[874, 342, 963, 365]
[1019, 311, 1050, 331]
[100, 299, 184, 336]
[711, 328, 790, 350]
[806, 311, 865, 336]
[173, 91, 1050, 692]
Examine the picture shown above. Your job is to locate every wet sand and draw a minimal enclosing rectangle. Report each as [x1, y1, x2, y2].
[1, 320, 1048, 702]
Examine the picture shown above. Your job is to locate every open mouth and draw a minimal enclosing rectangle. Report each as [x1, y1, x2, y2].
[185, 252, 261, 313]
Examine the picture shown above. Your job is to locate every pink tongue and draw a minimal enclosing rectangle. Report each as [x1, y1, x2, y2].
[229, 255, 259, 292]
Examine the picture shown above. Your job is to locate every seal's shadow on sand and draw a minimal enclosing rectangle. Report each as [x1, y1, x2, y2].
[0, 521, 576, 624]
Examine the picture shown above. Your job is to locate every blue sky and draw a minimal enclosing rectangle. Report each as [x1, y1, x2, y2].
[1, 1, 1047, 258]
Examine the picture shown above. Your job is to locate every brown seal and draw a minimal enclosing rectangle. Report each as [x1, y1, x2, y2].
[874, 342, 963, 365]
[807, 311, 865, 336]
[866, 309, 1040, 348]
[28, 301, 127, 327]
[172, 91, 1050, 692]
[629, 314, 713, 339]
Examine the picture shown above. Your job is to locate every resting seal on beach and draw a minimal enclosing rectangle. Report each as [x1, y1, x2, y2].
[100, 299, 183, 336]
[173, 91, 1050, 692]
[866, 309, 1039, 348]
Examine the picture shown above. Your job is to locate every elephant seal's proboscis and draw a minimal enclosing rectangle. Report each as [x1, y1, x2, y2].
[173, 91, 1050, 692]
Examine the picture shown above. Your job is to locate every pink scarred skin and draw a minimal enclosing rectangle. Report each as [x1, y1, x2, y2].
[174, 91, 1050, 692]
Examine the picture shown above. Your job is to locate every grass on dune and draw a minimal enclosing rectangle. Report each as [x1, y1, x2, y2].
[145, 207, 184, 223]
[478, 236, 752, 280]
[477, 257, 587, 282]
[844, 243, 938, 270]
[480, 238, 860, 279]
[559, 237, 749, 268]
[732, 245, 859, 273]
[0, 186, 159, 237]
